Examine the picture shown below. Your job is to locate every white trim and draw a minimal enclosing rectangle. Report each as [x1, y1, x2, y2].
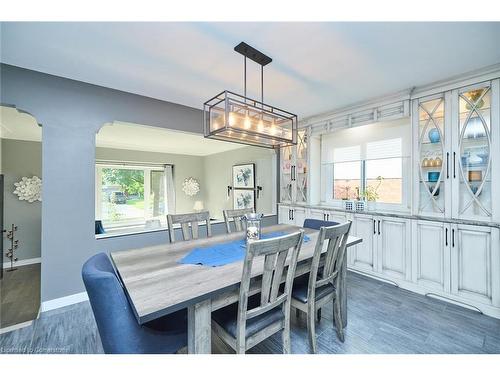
[2, 257, 41, 269]
[0, 320, 34, 335]
[40, 291, 88, 312]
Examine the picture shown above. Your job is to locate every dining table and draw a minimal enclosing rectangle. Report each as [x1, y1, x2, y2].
[110, 224, 362, 354]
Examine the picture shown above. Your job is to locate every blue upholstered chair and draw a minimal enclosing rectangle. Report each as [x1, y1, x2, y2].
[82, 253, 187, 354]
[95, 220, 105, 235]
[303, 218, 339, 230]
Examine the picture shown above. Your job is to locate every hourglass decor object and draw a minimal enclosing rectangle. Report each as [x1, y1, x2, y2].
[243, 213, 263, 243]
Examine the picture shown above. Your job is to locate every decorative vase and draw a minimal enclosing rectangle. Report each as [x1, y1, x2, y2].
[243, 213, 263, 243]
[428, 128, 440, 144]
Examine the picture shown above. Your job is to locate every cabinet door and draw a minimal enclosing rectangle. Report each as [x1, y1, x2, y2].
[451, 224, 494, 305]
[308, 208, 324, 220]
[351, 214, 376, 272]
[280, 146, 293, 203]
[293, 207, 306, 227]
[278, 205, 291, 225]
[295, 130, 308, 204]
[452, 84, 493, 221]
[377, 217, 411, 280]
[412, 220, 450, 292]
[325, 210, 346, 224]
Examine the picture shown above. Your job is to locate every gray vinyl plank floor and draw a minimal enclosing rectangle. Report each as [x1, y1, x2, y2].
[1, 271, 500, 354]
[0, 264, 41, 329]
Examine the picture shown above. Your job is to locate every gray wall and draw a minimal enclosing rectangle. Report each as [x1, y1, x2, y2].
[1, 139, 41, 261]
[0, 64, 277, 302]
[203, 146, 276, 220]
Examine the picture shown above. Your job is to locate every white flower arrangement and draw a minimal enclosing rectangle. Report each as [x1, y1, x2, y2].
[13, 176, 42, 203]
[182, 177, 200, 197]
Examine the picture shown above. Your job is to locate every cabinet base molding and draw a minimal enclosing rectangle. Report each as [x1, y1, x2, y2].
[348, 268, 400, 288]
[424, 293, 483, 314]
[349, 267, 500, 320]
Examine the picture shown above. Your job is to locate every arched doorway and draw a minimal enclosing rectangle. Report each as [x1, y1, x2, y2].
[0, 105, 42, 332]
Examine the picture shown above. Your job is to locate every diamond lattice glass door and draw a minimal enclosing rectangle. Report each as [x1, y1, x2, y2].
[295, 130, 308, 204]
[418, 97, 446, 215]
[457, 86, 492, 218]
[280, 145, 293, 202]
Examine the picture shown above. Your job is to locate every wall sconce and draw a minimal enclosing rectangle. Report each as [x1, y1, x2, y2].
[227, 185, 233, 197]
[256, 186, 263, 198]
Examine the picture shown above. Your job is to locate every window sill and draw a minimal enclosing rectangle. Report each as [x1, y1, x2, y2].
[95, 214, 276, 240]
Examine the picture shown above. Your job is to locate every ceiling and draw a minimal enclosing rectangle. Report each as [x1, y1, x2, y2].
[0, 106, 245, 156]
[1, 22, 500, 118]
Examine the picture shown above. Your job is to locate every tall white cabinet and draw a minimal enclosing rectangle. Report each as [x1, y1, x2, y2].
[413, 80, 500, 222]
[280, 129, 308, 204]
[277, 75, 500, 319]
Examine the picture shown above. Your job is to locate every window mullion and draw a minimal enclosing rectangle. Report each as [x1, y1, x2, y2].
[144, 169, 151, 220]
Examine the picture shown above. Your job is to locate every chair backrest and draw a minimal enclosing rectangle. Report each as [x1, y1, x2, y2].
[236, 231, 304, 348]
[308, 221, 352, 301]
[82, 253, 146, 354]
[167, 211, 212, 243]
[303, 218, 339, 231]
[95, 220, 105, 234]
[223, 208, 254, 233]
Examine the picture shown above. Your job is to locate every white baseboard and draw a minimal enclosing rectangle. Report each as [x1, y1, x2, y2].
[0, 320, 34, 335]
[2, 257, 41, 269]
[40, 291, 89, 312]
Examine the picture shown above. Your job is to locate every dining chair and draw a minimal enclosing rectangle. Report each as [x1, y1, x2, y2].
[291, 221, 352, 353]
[167, 211, 212, 243]
[82, 253, 187, 354]
[211, 231, 305, 354]
[95, 220, 105, 235]
[303, 218, 339, 231]
[223, 208, 254, 233]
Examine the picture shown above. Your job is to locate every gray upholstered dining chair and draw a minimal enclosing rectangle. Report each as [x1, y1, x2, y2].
[167, 211, 212, 243]
[211, 231, 305, 354]
[223, 208, 254, 233]
[291, 221, 352, 353]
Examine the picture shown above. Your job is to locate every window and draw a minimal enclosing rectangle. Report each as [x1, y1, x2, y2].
[321, 119, 410, 207]
[95, 163, 174, 232]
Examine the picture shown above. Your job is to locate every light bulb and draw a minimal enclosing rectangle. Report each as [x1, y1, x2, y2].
[244, 116, 251, 129]
[228, 112, 235, 127]
[270, 121, 277, 135]
[257, 119, 264, 132]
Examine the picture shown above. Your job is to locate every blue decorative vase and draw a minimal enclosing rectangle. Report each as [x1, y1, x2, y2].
[428, 128, 440, 143]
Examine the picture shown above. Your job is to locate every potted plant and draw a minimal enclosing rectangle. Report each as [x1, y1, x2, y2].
[360, 176, 383, 210]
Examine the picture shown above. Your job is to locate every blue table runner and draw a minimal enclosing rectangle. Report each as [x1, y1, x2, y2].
[179, 231, 310, 267]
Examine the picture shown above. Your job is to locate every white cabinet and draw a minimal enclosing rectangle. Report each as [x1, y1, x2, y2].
[378, 217, 411, 281]
[278, 205, 306, 226]
[413, 80, 500, 223]
[351, 214, 377, 272]
[350, 214, 410, 280]
[412, 220, 450, 292]
[280, 129, 308, 204]
[450, 224, 500, 306]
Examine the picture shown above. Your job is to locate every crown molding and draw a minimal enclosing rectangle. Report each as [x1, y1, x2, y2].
[300, 62, 500, 128]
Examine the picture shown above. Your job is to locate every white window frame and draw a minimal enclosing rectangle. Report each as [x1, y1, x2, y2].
[95, 162, 171, 231]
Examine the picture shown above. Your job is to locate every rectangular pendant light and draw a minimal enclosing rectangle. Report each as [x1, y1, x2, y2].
[203, 42, 298, 149]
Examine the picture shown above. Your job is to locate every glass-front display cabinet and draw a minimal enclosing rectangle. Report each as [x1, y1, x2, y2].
[416, 96, 448, 217]
[280, 129, 308, 204]
[414, 81, 498, 222]
[454, 84, 492, 220]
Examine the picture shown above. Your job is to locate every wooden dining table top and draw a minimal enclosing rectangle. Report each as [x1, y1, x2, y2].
[110, 224, 362, 324]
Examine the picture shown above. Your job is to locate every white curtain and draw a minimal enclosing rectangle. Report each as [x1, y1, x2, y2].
[164, 165, 176, 214]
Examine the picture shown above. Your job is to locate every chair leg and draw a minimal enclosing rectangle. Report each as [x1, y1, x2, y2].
[307, 306, 317, 353]
[333, 299, 345, 342]
[282, 327, 291, 354]
[317, 308, 322, 322]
